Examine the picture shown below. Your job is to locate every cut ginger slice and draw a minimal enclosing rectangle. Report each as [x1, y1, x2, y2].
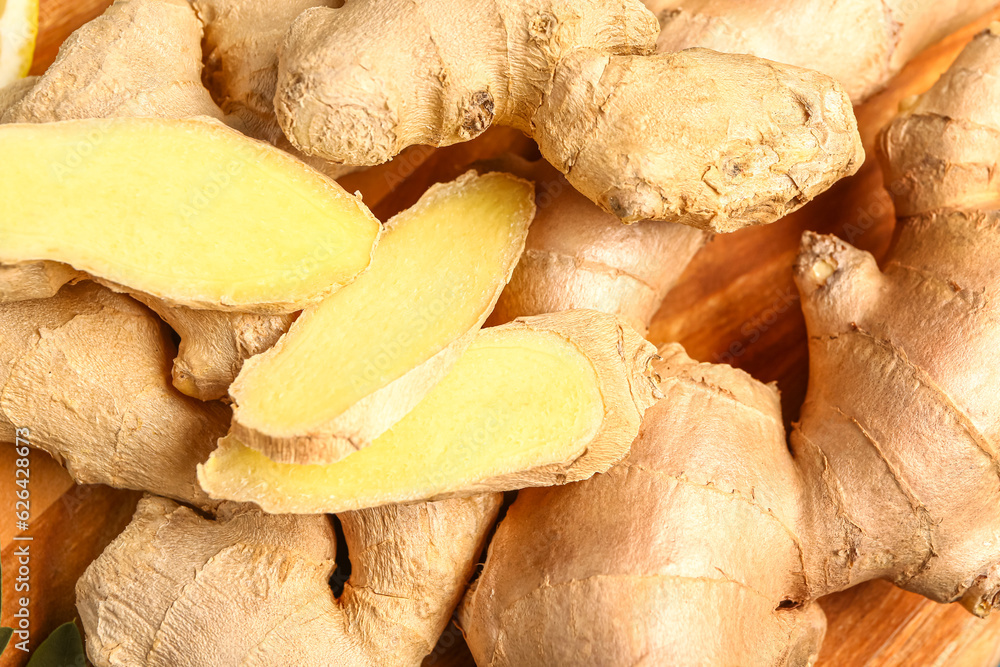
[229, 171, 534, 464]
[199, 310, 660, 513]
[0, 117, 380, 312]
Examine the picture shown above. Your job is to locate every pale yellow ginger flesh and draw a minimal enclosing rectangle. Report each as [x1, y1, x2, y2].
[230, 171, 534, 464]
[201, 310, 659, 513]
[0, 117, 379, 312]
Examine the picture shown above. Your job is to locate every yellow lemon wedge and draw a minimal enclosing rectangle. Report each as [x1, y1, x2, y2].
[0, 0, 39, 86]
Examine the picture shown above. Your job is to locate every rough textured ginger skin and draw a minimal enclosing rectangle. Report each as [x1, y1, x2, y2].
[790, 25, 1000, 615]
[78, 493, 502, 666]
[191, 0, 356, 179]
[484, 0, 993, 334]
[650, 0, 998, 103]
[275, 0, 863, 231]
[2, 0, 225, 124]
[483, 156, 707, 334]
[459, 30, 1000, 664]
[0, 283, 229, 507]
[0, 0, 308, 401]
[460, 346, 825, 667]
[130, 293, 297, 402]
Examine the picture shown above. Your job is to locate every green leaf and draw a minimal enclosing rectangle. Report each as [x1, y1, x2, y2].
[0, 626, 13, 655]
[0, 553, 8, 658]
[26, 622, 85, 667]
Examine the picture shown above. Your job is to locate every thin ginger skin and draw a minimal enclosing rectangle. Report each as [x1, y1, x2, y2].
[462, 28, 1000, 665]
[78, 493, 502, 666]
[275, 0, 863, 231]
[650, 0, 997, 103]
[0, 283, 229, 506]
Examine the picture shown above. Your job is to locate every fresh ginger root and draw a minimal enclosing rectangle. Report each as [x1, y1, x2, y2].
[651, 0, 997, 103]
[0, 0, 341, 399]
[200, 310, 659, 513]
[461, 346, 826, 665]
[230, 171, 534, 464]
[2, 0, 224, 123]
[78, 492, 501, 666]
[461, 32, 1000, 662]
[129, 294, 297, 402]
[485, 0, 993, 332]
[275, 0, 863, 231]
[789, 24, 1000, 613]
[190, 0, 355, 179]
[484, 157, 707, 334]
[0, 283, 229, 506]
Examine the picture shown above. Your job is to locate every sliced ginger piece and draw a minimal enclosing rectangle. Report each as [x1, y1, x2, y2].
[229, 171, 534, 463]
[201, 310, 660, 513]
[0, 117, 380, 312]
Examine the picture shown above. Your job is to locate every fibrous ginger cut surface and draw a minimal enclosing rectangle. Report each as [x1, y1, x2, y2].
[201, 311, 659, 513]
[0, 117, 379, 311]
[230, 171, 534, 463]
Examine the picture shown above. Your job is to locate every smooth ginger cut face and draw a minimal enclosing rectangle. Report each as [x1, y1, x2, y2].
[229, 172, 534, 462]
[0, 118, 380, 311]
[203, 326, 605, 513]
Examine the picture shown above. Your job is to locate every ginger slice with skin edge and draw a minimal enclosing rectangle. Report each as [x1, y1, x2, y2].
[0, 0, 356, 398]
[459, 344, 826, 666]
[0, 117, 380, 313]
[229, 171, 535, 464]
[200, 310, 660, 513]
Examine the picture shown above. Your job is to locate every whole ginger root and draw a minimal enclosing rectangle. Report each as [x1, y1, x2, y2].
[790, 24, 1000, 613]
[275, 0, 862, 231]
[0, 283, 229, 506]
[461, 28, 1000, 664]
[78, 493, 501, 666]
[650, 0, 997, 103]
[484, 1, 996, 334]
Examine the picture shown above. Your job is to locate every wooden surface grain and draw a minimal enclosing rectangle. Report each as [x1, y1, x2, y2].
[4, 1, 1000, 666]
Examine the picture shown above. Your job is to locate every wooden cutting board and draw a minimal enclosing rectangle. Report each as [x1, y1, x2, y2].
[3, 1, 1000, 666]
